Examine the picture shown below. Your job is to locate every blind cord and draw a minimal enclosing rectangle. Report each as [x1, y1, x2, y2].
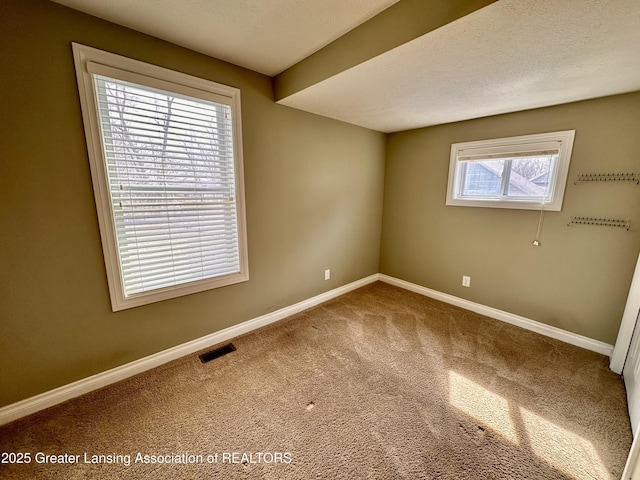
[533, 204, 545, 247]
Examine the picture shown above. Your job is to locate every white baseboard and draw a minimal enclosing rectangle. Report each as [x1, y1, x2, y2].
[0, 274, 379, 427]
[0, 272, 614, 426]
[378, 274, 614, 357]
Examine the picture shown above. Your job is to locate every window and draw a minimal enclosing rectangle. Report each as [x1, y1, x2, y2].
[73, 44, 248, 311]
[446, 130, 575, 211]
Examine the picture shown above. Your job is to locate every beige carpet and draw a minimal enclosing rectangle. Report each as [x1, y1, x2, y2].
[0, 282, 632, 479]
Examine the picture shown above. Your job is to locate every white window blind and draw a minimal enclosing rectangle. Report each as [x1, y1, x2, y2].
[93, 72, 240, 295]
[73, 44, 248, 311]
[457, 141, 562, 161]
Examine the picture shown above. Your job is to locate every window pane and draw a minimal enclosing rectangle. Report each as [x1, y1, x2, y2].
[461, 160, 504, 196]
[506, 156, 555, 198]
[447, 130, 574, 211]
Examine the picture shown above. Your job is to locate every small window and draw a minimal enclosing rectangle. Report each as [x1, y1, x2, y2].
[446, 130, 575, 211]
[73, 44, 248, 311]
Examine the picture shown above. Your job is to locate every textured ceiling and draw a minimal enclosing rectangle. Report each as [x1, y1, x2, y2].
[280, 0, 640, 132]
[50, 0, 399, 76]
[51, 0, 640, 132]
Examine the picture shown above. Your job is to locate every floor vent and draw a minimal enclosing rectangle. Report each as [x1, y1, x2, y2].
[199, 343, 236, 363]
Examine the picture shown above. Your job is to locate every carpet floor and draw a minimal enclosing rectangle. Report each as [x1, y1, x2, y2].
[0, 282, 632, 479]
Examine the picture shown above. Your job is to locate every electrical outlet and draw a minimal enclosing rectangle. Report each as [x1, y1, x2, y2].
[462, 275, 471, 287]
[324, 269, 331, 280]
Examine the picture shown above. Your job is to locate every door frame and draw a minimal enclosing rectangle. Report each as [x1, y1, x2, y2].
[622, 432, 640, 479]
[611, 252, 640, 374]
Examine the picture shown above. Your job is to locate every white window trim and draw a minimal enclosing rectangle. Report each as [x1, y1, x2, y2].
[73, 43, 249, 311]
[446, 130, 575, 211]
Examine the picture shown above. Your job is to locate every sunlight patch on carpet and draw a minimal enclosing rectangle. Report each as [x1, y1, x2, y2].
[449, 371, 518, 443]
[520, 407, 610, 480]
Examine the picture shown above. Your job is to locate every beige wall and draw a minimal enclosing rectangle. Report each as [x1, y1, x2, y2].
[380, 93, 640, 344]
[0, 0, 386, 407]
